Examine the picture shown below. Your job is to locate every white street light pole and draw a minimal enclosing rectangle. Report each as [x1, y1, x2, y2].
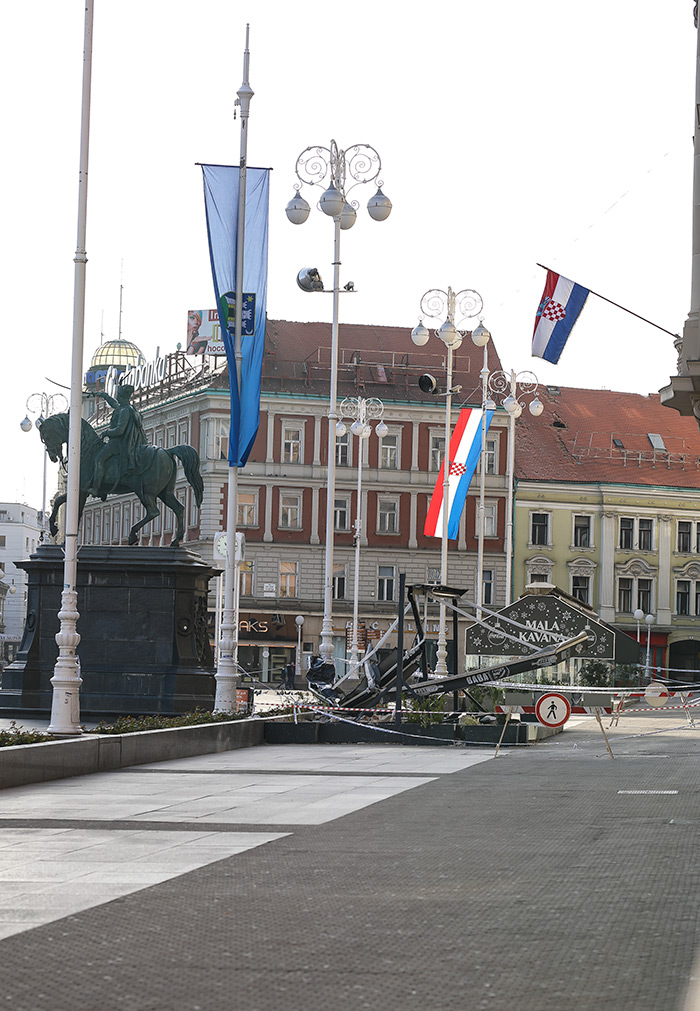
[295, 614, 305, 679]
[216, 27, 253, 713]
[645, 612, 655, 680]
[488, 370, 543, 604]
[286, 141, 391, 670]
[411, 288, 489, 675]
[337, 396, 387, 679]
[47, 0, 94, 736]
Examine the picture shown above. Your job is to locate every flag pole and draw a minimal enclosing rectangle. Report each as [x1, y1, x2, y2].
[47, 0, 94, 735]
[536, 264, 679, 338]
[215, 25, 253, 712]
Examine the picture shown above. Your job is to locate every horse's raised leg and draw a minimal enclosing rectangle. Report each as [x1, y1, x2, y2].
[158, 490, 185, 547]
[128, 495, 160, 545]
[49, 494, 67, 538]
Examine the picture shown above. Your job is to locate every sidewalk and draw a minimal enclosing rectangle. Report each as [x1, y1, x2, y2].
[0, 712, 699, 1009]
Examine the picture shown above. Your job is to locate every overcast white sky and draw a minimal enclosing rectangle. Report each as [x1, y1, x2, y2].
[1, 0, 696, 509]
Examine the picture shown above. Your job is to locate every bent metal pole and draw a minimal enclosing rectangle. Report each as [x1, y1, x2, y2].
[48, 0, 95, 735]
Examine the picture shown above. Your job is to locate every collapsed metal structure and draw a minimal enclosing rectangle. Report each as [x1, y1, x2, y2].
[308, 582, 594, 711]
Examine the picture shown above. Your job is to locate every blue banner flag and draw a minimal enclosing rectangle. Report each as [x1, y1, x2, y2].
[201, 165, 270, 466]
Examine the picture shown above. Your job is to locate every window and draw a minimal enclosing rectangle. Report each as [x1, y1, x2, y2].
[379, 433, 398, 470]
[0, 536, 5, 548]
[573, 515, 591, 548]
[238, 491, 257, 527]
[215, 420, 228, 460]
[531, 513, 549, 546]
[378, 498, 398, 534]
[279, 561, 298, 598]
[282, 423, 302, 464]
[336, 432, 349, 467]
[333, 563, 346, 600]
[103, 510, 111, 543]
[637, 578, 652, 613]
[167, 427, 176, 449]
[164, 502, 173, 533]
[678, 521, 692, 553]
[84, 513, 92, 544]
[618, 577, 633, 612]
[485, 437, 498, 475]
[177, 421, 189, 445]
[481, 502, 497, 538]
[427, 565, 441, 584]
[334, 497, 350, 532]
[153, 505, 161, 536]
[430, 435, 445, 472]
[482, 569, 493, 606]
[619, 517, 634, 550]
[378, 565, 395, 602]
[280, 492, 302, 529]
[639, 518, 653, 551]
[189, 490, 198, 527]
[572, 574, 590, 605]
[122, 504, 131, 540]
[113, 504, 122, 542]
[239, 560, 254, 597]
[677, 580, 691, 616]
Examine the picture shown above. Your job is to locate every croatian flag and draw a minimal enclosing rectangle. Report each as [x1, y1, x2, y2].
[532, 269, 590, 364]
[424, 408, 493, 541]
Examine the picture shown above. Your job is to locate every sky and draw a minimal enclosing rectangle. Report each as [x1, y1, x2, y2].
[1, 0, 696, 510]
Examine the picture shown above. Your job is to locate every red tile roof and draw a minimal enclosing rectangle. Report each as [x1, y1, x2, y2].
[515, 386, 700, 489]
[258, 319, 502, 402]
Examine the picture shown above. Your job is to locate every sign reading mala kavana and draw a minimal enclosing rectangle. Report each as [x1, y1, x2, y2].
[465, 594, 617, 660]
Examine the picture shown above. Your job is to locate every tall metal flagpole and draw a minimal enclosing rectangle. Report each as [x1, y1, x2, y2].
[215, 26, 253, 711]
[47, 0, 94, 735]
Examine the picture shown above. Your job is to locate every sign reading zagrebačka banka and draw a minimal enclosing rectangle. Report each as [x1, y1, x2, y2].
[465, 593, 624, 661]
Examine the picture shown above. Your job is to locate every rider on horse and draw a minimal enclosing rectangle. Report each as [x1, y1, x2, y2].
[87, 384, 148, 497]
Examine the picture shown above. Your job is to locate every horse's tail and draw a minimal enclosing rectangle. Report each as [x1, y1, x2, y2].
[168, 445, 204, 506]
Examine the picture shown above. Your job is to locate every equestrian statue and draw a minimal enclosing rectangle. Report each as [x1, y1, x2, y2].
[39, 385, 203, 548]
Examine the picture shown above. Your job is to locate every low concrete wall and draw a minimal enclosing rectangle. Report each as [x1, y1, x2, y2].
[0, 718, 265, 790]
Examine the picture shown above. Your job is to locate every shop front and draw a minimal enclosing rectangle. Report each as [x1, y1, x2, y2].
[237, 613, 301, 684]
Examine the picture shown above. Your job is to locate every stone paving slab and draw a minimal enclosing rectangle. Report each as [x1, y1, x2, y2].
[0, 722, 699, 1008]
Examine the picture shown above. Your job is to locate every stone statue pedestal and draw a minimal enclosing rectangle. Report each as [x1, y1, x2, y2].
[1, 545, 216, 718]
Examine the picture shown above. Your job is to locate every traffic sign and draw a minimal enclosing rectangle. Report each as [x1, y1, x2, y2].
[644, 681, 669, 708]
[535, 692, 572, 728]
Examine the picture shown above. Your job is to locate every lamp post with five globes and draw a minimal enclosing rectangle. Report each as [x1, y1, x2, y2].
[20, 392, 69, 540]
[285, 140, 391, 669]
[487, 371, 543, 604]
[336, 396, 388, 679]
[411, 288, 491, 674]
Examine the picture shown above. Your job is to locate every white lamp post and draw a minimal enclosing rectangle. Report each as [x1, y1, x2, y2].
[286, 140, 391, 670]
[336, 396, 387, 679]
[295, 614, 305, 679]
[20, 392, 69, 541]
[488, 370, 543, 604]
[412, 287, 489, 674]
[645, 612, 655, 680]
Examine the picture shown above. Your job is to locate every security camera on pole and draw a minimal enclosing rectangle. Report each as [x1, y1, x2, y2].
[286, 140, 392, 670]
[411, 287, 490, 673]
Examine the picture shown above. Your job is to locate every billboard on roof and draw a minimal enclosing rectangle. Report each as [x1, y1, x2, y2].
[186, 309, 225, 356]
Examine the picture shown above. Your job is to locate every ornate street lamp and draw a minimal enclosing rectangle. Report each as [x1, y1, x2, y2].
[286, 140, 391, 670]
[20, 392, 69, 541]
[487, 370, 543, 604]
[412, 287, 489, 674]
[336, 396, 387, 679]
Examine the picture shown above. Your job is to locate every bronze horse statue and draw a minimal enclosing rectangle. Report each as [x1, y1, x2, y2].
[40, 412, 204, 548]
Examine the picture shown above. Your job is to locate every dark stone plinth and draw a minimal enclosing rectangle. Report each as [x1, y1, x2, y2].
[1, 545, 216, 718]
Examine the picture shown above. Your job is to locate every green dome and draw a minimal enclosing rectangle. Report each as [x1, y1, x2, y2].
[90, 339, 145, 370]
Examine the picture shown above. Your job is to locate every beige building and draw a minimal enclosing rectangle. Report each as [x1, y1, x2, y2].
[513, 386, 700, 675]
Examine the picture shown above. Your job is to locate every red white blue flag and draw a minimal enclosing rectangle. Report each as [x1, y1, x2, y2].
[424, 408, 493, 541]
[532, 269, 589, 364]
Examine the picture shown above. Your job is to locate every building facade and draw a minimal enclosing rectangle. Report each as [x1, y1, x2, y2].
[513, 386, 700, 674]
[0, 503, 43, 668]
[77, 320, 512, 681]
